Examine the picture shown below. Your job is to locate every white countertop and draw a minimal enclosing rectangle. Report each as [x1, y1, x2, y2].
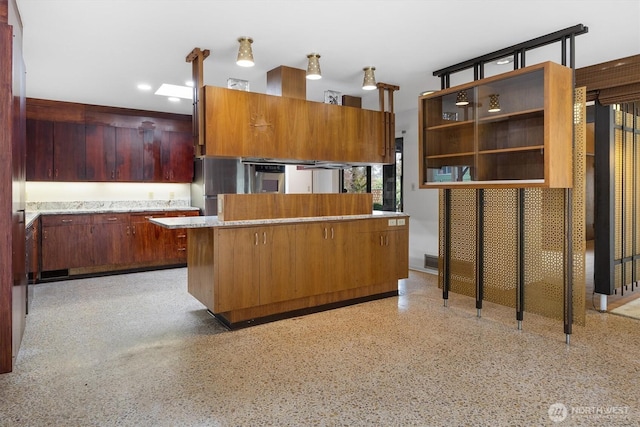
[24, 206, 200, 229]
[151, 211, 409, 229]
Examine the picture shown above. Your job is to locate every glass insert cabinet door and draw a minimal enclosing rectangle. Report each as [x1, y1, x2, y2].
[418, 61, 573, 189]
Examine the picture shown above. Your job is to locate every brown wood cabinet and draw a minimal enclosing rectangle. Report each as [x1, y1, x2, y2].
[187, 214, 409, 326]
[202, 85, 390, 164]
[27, 98, 194, 183]
[418, 61, 573, 188]
[26, 119, 86, 181]
[41, 214, 94, 271]
[91, 213, 131, 266]
[38, 210, 197, 279]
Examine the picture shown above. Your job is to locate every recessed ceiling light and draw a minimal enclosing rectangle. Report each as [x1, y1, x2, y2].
[185, 80, 194, 87]
[155, 83, 192, 99]
[168, 97, 180, 102]
[420, 90, 437, 96]
[496, 57, 513, 65]
[137, 83, 152, 91]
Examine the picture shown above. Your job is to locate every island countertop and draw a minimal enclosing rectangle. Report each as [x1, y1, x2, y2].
[151, 211, 409, 229]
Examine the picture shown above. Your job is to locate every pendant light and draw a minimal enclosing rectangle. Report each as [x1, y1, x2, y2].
[455, 90, 469, 106]
[236, 37, 254, 67]
[306, 53, 322, 80]
[362, 66, 376, 90]
[488, 94, 501, 112]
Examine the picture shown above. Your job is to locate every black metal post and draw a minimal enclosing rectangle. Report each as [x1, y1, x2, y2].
[516, 189, 525, 329]
[476, 189, 484, 317]
[443, 189, 451, 306]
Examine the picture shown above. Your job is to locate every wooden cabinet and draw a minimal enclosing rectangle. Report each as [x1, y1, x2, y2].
[202, 85, 389, 164]
[27, 98, 194, 183]
[26, 119, 86, 181]
[419, 61, 573, 188]
[38, 210, 197, 278]
[215, 225, 296, 311]
[356, 217, 409, 287]
[85, 124, 116, 181]
[161, 131, 194, 182]
[215, 227, 261, 312]
[143, 130, 194, 182]
[26, 119, 53, 180]
[25, 220, 38, 284]
[186, 214, 409, 326]
[92, 213, 131, 266]
[41, 214, 94, 271]
[295, 221, 353, 297]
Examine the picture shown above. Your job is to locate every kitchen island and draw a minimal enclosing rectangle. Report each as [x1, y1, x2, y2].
[152, 194, 409, 328]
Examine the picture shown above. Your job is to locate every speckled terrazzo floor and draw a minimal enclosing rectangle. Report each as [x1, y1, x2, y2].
[1, 268, 639, 426]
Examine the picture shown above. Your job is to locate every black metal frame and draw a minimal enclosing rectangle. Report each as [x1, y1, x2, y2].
[434, 24, 587, 338]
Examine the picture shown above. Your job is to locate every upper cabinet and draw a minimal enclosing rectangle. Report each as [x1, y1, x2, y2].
[26, 120, 86, 181]
[419, 61, 573, 188]
[202, 86, 393, 164]
[27, 99, 193, 183]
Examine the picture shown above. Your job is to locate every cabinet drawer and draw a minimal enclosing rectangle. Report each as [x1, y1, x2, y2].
[41, 214, 92, 227]
[92, 213, 130, 224]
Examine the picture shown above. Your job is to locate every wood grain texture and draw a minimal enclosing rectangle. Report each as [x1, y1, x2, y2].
[266, 66, 306, 99]
[218, 193, 373, 221]
[203, 85, 389, 163]
[186, 215, 409, 325]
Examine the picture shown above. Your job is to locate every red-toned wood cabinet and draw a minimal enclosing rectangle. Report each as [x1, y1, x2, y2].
[26, 120, 86, 181]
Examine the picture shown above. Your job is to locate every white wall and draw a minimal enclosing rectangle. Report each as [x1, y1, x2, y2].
[25, 182, 191, 203]
[396, 107, 440, 271]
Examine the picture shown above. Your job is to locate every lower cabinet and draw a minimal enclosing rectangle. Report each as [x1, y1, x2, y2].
[41, 214, 94, 271]
[38, 210, 197, 279]
[215, 225, 296, 312]
[208, 216, 409, 315]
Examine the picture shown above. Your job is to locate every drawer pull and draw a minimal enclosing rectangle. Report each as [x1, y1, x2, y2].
[107, 217, 118, 221]
[61, 219, 73, 223]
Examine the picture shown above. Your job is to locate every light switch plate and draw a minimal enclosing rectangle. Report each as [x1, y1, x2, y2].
[388, 219, 397, 226]
[398, 218, 406, 226]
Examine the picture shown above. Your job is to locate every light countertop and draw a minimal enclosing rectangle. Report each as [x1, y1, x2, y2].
[151, 211, 409, 229]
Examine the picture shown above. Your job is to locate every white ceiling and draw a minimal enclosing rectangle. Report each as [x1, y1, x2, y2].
[14, 0, 640, 117]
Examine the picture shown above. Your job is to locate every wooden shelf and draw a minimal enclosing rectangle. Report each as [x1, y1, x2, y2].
[478, 145, 544, 155]
[426, 119, 474, 131]
[478, 108, 543, 124]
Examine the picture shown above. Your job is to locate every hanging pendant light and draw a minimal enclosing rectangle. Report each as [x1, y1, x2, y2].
[488, 94, 501, 112]
[236, 37, 254, 67]
[362, 66, 376, 90]
[306, 53, 322, 80]
[455, 90, 469, 106]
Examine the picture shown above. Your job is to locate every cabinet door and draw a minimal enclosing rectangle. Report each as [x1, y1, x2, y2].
[53, 122, 86, 181]
[26, 118, 54, 181]
[92, 213, 131, 266]
[161, 131, 194, 182]
[142, 129, 162, 182]
[115, 127, 144, 181]
[131, 212, 166, 264]
[294, 221, 352, 297]
[41, 215, 93, 271]
[85, 124, 116, 181]
[215, 227, 260, 312]
[294, 222, 330, 298]
[259, 225, 296, 304]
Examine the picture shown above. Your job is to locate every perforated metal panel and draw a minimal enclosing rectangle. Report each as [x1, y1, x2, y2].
[483, 189, 518, 307]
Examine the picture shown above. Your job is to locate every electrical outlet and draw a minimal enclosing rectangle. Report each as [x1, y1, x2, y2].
[148, 192, 154, 200]
[169, 192, 175, 200]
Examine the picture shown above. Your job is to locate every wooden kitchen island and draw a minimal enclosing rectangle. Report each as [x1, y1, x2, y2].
[152, 194, 409, 329]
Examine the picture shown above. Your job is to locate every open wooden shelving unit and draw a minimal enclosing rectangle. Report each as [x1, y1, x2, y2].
[419, 61, 573, 189]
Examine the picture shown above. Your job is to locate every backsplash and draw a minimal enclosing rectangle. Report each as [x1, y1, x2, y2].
[26, 199, 191, 212]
